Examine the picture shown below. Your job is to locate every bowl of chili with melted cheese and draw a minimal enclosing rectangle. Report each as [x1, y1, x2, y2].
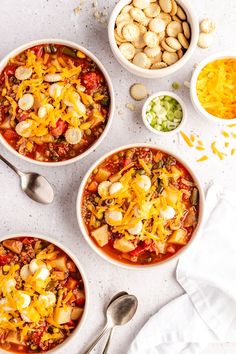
[0, 39, 114, 165]
[0, 233, 88, 353]
[77, 144, 204, 268]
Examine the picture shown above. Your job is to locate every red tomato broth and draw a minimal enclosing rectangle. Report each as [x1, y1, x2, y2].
[81, 147, 200, 266]
[0, 44, 110, 162]
[0, 237, 86, 353]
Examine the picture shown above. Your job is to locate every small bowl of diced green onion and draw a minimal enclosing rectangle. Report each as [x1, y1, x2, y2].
[142, 91, 186, 136]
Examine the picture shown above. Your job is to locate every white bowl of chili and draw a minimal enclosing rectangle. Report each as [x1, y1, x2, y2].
[76, 144, 205, 270]
[0, 39, 114, 166]
[0, 232, 89, 353]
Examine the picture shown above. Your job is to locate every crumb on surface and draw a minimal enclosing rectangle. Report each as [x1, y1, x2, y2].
[172, 81, 181, 90]
[126, 103, 136, 111]
[184, 81, 190, 88]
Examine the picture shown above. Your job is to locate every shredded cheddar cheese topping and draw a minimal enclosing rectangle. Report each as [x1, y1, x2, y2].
[196, 59, 236, 119]
[89, 166, 187, 243]
[0, 239, 84, 349]
[1, 46, 106, 141]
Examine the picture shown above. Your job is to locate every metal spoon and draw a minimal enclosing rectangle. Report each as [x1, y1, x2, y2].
[102, 291, 128, 354]
[0, 154, 54, 204]
[82, 294, 138, 354]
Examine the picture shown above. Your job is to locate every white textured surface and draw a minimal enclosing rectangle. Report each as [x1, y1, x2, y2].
[0, 0, 236, 353]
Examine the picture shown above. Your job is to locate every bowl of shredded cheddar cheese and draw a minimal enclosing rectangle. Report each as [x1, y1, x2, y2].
[190, 52, 236, 124]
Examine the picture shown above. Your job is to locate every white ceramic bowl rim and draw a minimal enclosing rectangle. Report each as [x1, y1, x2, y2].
[108, 0, 199, 78]
[190, 51, 236, 124]
[0, 232, 89, 354]
[76, 143, 205, 270]
[0, 39, 115, 167]
[142, 91, 187, 136]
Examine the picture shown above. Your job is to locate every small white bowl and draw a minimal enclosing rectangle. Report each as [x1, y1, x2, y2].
[190, 51, 236, 124]
[142, 91, 187, 136]
[76, 143, 205, 270]
[108, 0, 199, 78]
[0, 232, 89, 354]
[0, 39, 115, 167]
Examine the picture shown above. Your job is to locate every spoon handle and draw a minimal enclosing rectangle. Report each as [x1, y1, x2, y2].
[0, 154, 23, 177]
[102, 328, 113, 354]
[82, 324, 111, 354]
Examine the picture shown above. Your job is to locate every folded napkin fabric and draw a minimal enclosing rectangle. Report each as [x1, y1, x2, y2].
[128, 184, 236, 354]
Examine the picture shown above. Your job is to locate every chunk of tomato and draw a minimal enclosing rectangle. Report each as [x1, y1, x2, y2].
[123, 157, 132, 167]
[2, 128, 18, 141]
[0, 254, 13, 266]
[87, 181, 98, 193]
[32, 331, 44, 346]
[129, 242, 150, 257]
[66, 319, 76, 327]
[32, 45, 44, 59]
[82, 72, 103, 91]
[65, 277, 78, 290]
[17, 112, 27, 122]
[50, 119, 68, 137]
[4, 64, 17, 76]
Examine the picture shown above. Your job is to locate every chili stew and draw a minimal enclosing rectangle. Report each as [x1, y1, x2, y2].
[0, 44, 110, 162]
[0, 237, 85, 353]
[82, 147, 200, 265]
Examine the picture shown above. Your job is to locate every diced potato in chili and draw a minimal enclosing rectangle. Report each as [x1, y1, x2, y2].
[82, 147, 200, 265]
[54, 306, 72, 325]
[2, 239, 23, 254]
[49, 255, 68, 272]
[0, 44, 110, 163]
[91, 224, 109, 247]
[0, 237, 86, 353]
[71, 307, 84, 320]
[168, 229, 188, 245]
[94, 167, 111, 183]
[113, 238, 136, 253]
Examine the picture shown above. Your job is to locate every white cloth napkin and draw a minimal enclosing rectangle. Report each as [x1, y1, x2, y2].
[128, 184, 236, 354]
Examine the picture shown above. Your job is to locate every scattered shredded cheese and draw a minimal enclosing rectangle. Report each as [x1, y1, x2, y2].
[180, 131, 194, 147]
[211, 141, 227, 160]
[197, 155, 208, 162]
[222, 131, 230, 138]
[196, 146, 205, 151]
[231, 148, 236, 156]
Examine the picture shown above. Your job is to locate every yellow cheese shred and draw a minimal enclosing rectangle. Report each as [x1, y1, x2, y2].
[222, 131, 230, 138]
[231, 148, 236, 156]
[196, 146, 205, 151]
[197, 155, 208, 162]
[211, 142, 227, 160]
[180, 131, 194, 147]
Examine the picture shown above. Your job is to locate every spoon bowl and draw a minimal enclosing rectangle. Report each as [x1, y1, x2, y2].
[106, 294, 138, 326]
[107, 291, 128, 308]
[21, 173, 54, 204]
[0, 154, 54, 204]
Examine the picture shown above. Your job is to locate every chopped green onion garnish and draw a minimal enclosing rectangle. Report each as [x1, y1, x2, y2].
[146, 95, 183, 132]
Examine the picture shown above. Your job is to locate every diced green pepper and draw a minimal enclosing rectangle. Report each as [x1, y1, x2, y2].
[61, 46, 77, 58]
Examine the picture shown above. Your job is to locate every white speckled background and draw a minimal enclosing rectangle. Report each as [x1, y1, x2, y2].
[0, 0, 236, 353]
